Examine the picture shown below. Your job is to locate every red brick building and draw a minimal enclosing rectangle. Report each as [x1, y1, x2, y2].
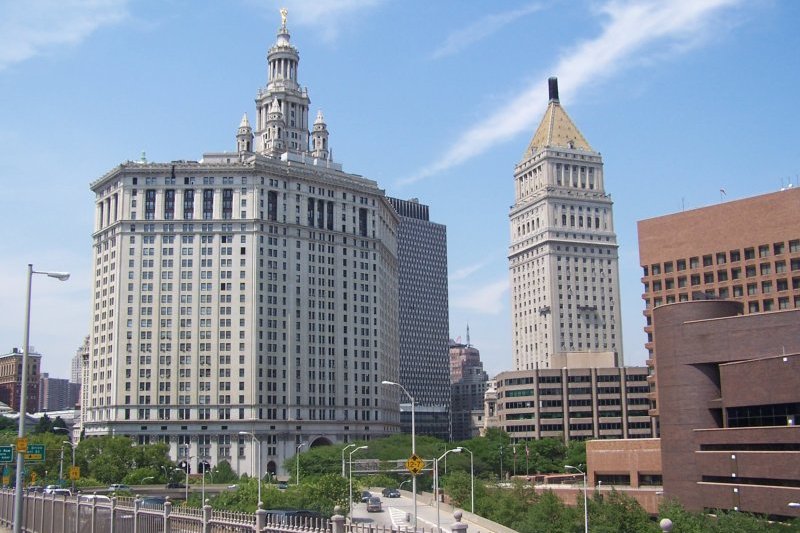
[653, 301, 800, 517]
[638, 187, 800, 421]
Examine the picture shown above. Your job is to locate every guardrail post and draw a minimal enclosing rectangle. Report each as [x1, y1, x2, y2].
[451, 510, 468, 533]
[255, 502, 266, 532]
[163, 499, 172, 533]
[203, 500, 212, 533]
[110, 496, 117, 533]
[331, 505, 345, 533]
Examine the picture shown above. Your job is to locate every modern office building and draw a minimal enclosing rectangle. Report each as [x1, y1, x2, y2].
[38, 373, 80, 411]
[0, 347, 41, 413]
[387, 197, 450, 440]
[84, 12, 400, 477]
[638, 186, 800, 423]
[72, 336, 88, 385]
[450, 335, 489, 441]
[509, 77, 623, 371]
[484, 366, 652, 443]
[653, 300, 800, 517]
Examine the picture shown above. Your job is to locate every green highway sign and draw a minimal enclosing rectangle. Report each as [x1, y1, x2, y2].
[24, 444, 45, 462]
[0, 446, 12, 462]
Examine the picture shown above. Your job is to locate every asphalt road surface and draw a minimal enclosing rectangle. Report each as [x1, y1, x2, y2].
[351, 491, 487, 533]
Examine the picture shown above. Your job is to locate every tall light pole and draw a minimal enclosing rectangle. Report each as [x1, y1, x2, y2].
[435, 448, 462, 531]
[181, 444, 192, 502]
[62, 441, 77, 493]
[14, 265, 69, 533]
[348, 445, 368, 519]
[295, 442, 307, 485]
[341, 443, 356, 477]
[566, 465, 588, 533]
[53, 428, 69, 486]
[239, 431, 262, 506]
[457, 446, 474, 513]
[382, 380, 416, 530]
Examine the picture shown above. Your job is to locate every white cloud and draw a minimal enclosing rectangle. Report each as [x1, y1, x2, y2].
[431, 3, 543, 60]
[449, 259, 493, 282]
[452, 279, 509, 314]
[261, 0, 384, 43]
[0, 0, 128, 72]
[401, 0, 743, 185]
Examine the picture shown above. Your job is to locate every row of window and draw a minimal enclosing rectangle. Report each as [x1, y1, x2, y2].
[643, 239, 800, 277]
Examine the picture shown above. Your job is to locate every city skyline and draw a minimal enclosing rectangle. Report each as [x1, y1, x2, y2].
[1, 0, 799, 380]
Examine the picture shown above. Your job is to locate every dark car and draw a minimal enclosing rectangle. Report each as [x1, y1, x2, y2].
[360, 491, 371, 503]
[382, 487, 401, 498]
[140, 496, 167, 509]
[165, 482, 186, 489]
[367, 497, 383, 512]
[277, 481, 288, 490]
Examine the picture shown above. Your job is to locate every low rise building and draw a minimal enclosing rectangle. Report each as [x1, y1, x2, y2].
[484, 367, 652, 443]
[654, 300, 800, 518]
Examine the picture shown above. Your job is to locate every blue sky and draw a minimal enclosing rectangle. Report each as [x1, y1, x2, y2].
[1, 0, 798, 380]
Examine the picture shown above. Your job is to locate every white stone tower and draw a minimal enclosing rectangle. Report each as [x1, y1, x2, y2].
[236, 113, 253, 154]
[508, 77, 623, 370]
[254, 10, 311, 155]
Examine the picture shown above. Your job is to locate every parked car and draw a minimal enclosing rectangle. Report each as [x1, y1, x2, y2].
[382, 487, 401, 498]
[360, 491, 371, 503]
[367, 497, 383, 512]
[79, 494, 112, 504]
[43, 485, 60, 494]
[277, 481, 288, 490]
[139, 496, 166, 509]
[108, 484, 130, 492]
[166, 482, 186, 489]
[51, 489, 72, 497]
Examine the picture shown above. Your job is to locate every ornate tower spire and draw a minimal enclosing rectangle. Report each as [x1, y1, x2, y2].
[253, 8, 311, 157]
[310, 110, 330, 160]
[236, 113, 254, 154]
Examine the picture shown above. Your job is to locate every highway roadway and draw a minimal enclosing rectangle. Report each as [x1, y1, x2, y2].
[350, 490, 488, 533]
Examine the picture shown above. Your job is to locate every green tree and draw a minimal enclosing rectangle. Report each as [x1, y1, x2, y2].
[33, 413, 52, 434]
[208, 460, 238, 484]
[589, 490, 658, 533]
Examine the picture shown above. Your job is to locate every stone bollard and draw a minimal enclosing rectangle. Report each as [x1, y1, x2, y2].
[202, 501, 212, 533]
[331, 505, 346, 533]
[256, 502, 267, 531]
[659, 518, 673, 532]
[451, 510, 468, 533]
[163, 499, 172, 533]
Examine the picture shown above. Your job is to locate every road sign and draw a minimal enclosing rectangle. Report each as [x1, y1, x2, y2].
[69, 466, 80, 481]
[15, 437, 28, 453]
[0, 446, 12, 462]
[406, 454, 425, 475]
[24, 444, 45, 462]
[1, 476, 8, 486]
[30, 472, 37, 483]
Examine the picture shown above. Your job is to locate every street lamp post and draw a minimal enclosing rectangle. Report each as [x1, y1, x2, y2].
[62, 441, 77, 493]
[13, 265, 69, 533]
[348, 445, 368, 519]
[239, 432, 262, 507]
[341, 444, 356, 477]
[296, 442, 307, 485]
[435, 448, 462, 532]
[382, 380, 416, 530]
[566, 465, 588, 533]
[458, 446, 474, 513]
[180, 444, 192, 502]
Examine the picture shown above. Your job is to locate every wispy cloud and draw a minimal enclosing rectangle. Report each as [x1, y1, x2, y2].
[402, 0, 743, 185]
[431, 3, 544, 60]
[452, 279, 509, 314]
[450, 258, 493, 282]
[262, 0, 384, 43]
[0, 0, 128, 72]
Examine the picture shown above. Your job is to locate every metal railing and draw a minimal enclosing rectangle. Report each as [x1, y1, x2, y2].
[0, 490, 469, 533]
